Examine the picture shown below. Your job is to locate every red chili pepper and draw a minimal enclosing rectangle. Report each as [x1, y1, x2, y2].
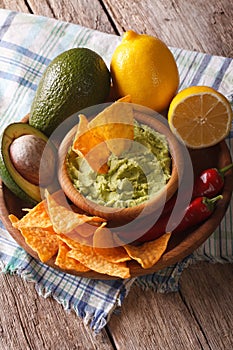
[193, 163, 233, 198]
[173, 195, 223, 234]
[136, 195, 222, 243]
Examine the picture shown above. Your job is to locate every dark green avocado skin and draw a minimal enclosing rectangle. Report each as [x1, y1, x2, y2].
[0, 123, 48, 205]
[29, 48, 111, 136]
[0, 156, 37, 206]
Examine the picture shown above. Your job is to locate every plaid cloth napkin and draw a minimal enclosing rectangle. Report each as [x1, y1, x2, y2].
[0, 10, 232, 333]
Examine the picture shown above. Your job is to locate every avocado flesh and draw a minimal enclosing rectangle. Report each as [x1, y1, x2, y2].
[0, 123, 49, 203]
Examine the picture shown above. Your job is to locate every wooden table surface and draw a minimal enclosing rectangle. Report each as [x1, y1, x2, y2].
[0, 1, 233, 349]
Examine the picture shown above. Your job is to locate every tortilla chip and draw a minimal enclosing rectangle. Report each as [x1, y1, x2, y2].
[115, 232, 171, 269]
[55, 241, 90, 272]
[56, 232, 89, 249]
[45, 190, 105, 234]
[76, 114, 89, 135]
[9, 190, 68, 230]
[9, 214, 20, 225]
[72, 101, 134, 174]
[20, 226, 59, 263]
[72, 119, 110, 174]
[9, 200, 52, 229]
[68, 246, 130, 279]
[71, 223, 97, 238]
[55, 226, 94, 248]
[88, 102, 134, 156]
[93, 225, 131, 263]
[116, 95, 132, 103]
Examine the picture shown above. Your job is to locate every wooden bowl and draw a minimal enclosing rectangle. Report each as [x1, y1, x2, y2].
[57, 108, 184, 226]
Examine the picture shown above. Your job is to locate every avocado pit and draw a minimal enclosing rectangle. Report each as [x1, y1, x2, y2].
[9, 134, 55, 186]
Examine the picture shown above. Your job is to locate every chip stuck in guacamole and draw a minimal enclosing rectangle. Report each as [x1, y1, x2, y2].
[67, 113, 171, 208]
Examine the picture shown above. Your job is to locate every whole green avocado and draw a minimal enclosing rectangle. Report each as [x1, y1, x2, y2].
[29, 48, 111, 136]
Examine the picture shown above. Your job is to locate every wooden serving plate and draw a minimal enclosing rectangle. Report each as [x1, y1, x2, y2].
[0, 136, 232, 279]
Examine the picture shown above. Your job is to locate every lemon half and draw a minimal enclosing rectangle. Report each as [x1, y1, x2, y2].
[168, 86, 233, 148]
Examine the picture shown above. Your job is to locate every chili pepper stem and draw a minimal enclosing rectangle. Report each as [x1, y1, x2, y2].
[203, 195, 223, 211]
[219, 163, 233, 176]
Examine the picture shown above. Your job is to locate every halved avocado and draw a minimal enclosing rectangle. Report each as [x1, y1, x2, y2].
[0, 123, 49, 204]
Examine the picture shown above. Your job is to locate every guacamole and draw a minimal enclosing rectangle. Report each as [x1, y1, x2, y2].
[67, 121, 171, 208]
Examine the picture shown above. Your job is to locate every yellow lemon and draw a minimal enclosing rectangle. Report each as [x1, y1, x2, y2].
[168, 86, 233, 148]
[110, 30, 179, 112]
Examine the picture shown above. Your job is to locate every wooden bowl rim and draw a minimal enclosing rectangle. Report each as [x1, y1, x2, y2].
[57, 108, 183, 223]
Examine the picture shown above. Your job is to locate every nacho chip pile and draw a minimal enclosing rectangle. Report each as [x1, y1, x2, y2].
[9, 190, 171, 279]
